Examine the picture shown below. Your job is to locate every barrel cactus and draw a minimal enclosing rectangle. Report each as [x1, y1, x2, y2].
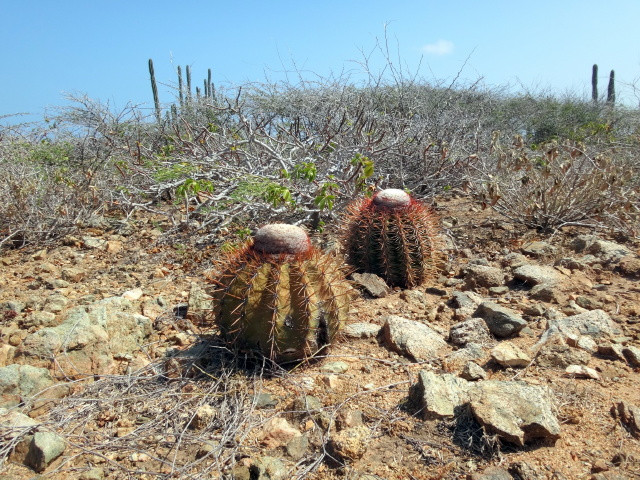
[341, 188, 441, 289]
[208, 224, 351, 364]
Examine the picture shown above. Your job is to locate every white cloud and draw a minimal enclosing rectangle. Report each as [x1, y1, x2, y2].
[421, 39, 454, 56]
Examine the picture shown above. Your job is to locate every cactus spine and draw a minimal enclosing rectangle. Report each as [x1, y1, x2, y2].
[592, 64, 598, 103]
[209, 224, 351, 364]
[148, 59, 161, 123]
[342, 189, 441, 289]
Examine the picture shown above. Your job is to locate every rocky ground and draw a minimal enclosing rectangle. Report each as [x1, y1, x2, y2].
[1, 194, 640, 480]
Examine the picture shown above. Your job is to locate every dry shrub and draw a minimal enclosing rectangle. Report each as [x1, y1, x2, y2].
[472, 134, 640, 233]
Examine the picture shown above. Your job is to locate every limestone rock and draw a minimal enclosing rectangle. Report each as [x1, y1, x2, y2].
[491, 342, 531, 368]
[1, 300, 26, 313]
[461, 361, 487, 381]
[255, 393, 279, 409]
[445, 342, 487, 368]
[336, 409, 364, 430]
[535, 339, 590, 369]
[555, 257, 590, 271]
[521, 241, 556, 257]
[327, 425, 370, 461]
[463, 264, 505, 290]
[60, 267, 85, 283]
[381, 315, 448, 361]
[320, 361, 349, 374]
[513, 264, 564, 286]
[187, 404, 216, 430]
[286, 434, 309, 460]
[18, 297, 152, 376]
[617, 255, 640, 278]
[469, 380, 560, 447]
[489, 286, 509, 295]
[470, 467, 513, 480]
[20, 311, 57, 329]
[565, 364, 601, 380]
[450, 291, 484, 320]
[81, 236, 107, 249]
[449, 318, 492, 346]
[251, 456, 287, 480]
[410, 372, 561, 446]
[25, 431, 66, 472]
[0, 364, 55, 408]
[611, 401, 640, 438]
[502, 252, 529, 268]
[529, 284, 565, 303]
[507, 462, 544, 480]
[351, 272, 390, 298]
[44, 294, 68, 313]
[474, 302, 527, 338]
[0, 344, 16, 368]
[343, 322, 381, 339]
[552, 309, 622, 340]
[187, 282, 214, 320]
[260, 417, 301, 449]
[0, 406, 39, 430]
[622, 346, 640, 367]
[567, 335, 598, 354]
[584, 236, 630, 264]
[409, 370, 471, 419]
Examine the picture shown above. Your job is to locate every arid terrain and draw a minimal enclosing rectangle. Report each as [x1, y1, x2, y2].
[1, 194, 639, 480]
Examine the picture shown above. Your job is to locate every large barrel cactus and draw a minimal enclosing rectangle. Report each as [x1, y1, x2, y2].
[209, 224, 351, 364]
[341, 189, 441, 289]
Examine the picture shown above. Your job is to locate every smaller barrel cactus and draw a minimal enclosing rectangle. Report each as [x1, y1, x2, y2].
[208, 224, 351, 364]
[341, 189, 441, 289]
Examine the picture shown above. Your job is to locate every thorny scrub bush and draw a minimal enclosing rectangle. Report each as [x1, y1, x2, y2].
[489, 92, 624, 144]
[3, 61, 640, 250]
[470, 132, 640, 233]
[0, 121, 125, 249]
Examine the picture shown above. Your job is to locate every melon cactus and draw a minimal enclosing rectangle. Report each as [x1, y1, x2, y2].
[208, 224, 351, 364]
[341, 188, 441, 289]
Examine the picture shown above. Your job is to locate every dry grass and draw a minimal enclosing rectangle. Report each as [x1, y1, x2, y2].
[8, 342, 265, 479]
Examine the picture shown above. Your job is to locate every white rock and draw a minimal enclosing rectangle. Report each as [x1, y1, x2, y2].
[121, 288, 144, 301]
[565, 364, 601, 380]
[491, 342, 531, 368]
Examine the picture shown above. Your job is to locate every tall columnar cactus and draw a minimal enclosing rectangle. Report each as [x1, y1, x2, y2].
[341, 189, 441, 289]
[177, 66, 184, 107]
[592, 64, 598, 103]
[607, 70, 615, 104]
[207, 68, 213, 98]
[148, 59, 161, 123]
[186, 65, 192, 102]
[209, 224, 352, 364]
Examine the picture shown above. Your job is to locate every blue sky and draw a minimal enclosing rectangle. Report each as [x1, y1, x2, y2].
[3, 0, 640, 123]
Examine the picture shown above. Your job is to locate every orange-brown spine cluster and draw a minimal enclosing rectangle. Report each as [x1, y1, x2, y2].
[208, 224, 351, 364]
[341, 189, 441, 289]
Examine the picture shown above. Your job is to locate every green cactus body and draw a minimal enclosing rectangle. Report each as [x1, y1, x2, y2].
[148, 59, 161, 123]
[210, 224, 350, 363]
[342, 189, 441, 289]
[177, 66, 184, 107]
[607, 70, 615, 104]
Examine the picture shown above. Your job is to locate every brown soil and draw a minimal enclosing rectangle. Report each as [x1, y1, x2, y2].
[1, 195, 639, 480]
